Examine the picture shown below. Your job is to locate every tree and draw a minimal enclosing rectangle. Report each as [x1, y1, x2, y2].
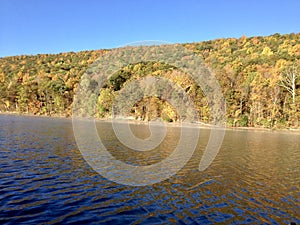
[1, 32, 300, 128]
[280, 65, 298, 104]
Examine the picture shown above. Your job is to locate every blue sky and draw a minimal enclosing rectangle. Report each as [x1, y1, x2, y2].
[0, 0, 299, 57]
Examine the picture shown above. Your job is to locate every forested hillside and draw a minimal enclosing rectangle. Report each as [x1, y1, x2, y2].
[0, 33, 299, 128]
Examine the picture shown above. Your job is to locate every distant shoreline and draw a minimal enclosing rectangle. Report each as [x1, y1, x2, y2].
[1, 111, 299, 134]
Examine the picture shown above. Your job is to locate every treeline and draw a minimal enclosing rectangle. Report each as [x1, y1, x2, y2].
[0, 50, 107, 116]
[0, 33, 299, 128]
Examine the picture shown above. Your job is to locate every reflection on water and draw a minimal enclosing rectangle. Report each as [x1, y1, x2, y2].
[0, 115, 299, 224]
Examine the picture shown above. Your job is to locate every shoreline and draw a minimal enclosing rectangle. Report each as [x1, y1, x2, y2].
[1, 111, 299, 134]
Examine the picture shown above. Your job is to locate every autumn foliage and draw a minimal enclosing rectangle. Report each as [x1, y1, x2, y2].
[0, 33, 299, 128]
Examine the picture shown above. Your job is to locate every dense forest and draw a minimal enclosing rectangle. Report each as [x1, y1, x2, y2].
[0, 33, 299, 128]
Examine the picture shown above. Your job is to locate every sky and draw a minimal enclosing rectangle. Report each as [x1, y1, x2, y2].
[0, 0, 300, 57]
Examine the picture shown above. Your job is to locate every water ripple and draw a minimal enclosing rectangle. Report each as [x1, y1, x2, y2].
[0, 115, 299, 224]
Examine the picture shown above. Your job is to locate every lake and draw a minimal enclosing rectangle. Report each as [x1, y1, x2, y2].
[0, 115, 299, 224]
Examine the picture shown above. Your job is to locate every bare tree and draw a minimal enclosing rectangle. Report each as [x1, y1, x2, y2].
[280, 65, 298, 104]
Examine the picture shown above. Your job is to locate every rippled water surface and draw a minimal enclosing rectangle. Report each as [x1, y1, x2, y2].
[0, 115, 299, 224]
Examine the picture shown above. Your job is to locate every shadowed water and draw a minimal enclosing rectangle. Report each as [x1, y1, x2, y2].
[0, 115, 299, 224]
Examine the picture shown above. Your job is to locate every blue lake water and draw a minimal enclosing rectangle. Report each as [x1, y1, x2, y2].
[0, 115, 299, 224]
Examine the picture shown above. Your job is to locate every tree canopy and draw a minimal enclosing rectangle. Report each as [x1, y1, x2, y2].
[0, 33, 299, 128]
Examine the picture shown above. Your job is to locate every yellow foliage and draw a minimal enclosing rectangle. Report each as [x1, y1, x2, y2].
[5, 100, 10, 108]
[0, 72, 5, 82]
[275, 59, 287, 72]
[261, 47, 273, 56]
[288, 43, 300, 56]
